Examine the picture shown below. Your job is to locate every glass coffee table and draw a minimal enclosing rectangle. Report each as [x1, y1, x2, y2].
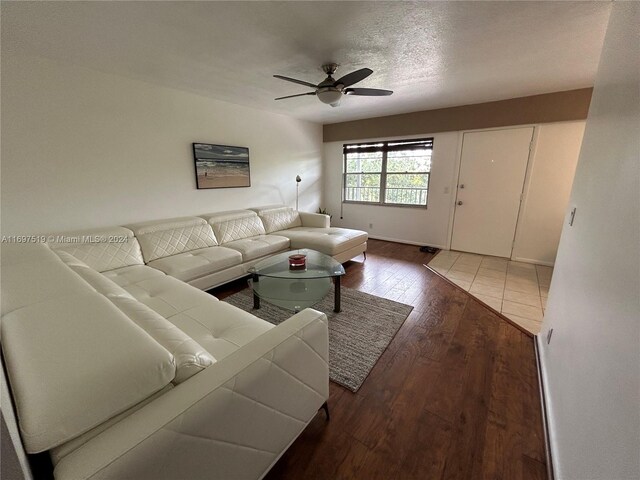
[249, 249, 345, 313]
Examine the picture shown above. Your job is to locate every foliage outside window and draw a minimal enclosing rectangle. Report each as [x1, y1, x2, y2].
[343, 138, 433, 207]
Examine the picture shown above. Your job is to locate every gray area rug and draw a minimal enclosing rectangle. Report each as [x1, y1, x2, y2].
[223, 286, 413, 392]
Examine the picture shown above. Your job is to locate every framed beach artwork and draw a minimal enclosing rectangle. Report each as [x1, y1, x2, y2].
[192, 143, 251, 189]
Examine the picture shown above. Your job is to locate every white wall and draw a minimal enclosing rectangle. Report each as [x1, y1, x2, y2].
[538, 3, 639, 479]
[513, 121, 585, 265]
[324, 122, 583, 263]
[323, 132, 460, 248]
[0, 54, 323, 235]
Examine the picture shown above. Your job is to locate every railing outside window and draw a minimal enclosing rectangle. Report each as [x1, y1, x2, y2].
[343, 138, 433, 207]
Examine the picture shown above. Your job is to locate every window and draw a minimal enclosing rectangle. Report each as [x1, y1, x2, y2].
[343, 138, 433, 207]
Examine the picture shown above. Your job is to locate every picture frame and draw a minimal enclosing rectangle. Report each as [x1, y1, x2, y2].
[192, 143, 251, 189]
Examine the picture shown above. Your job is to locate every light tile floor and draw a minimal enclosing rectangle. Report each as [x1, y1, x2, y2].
[428, 250, 552, 335]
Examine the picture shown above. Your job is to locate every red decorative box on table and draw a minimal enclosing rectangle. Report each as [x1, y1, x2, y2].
[288, 254, 306, 271]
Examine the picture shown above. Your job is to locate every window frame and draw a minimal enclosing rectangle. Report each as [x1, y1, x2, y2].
[342, 138, 434, 209]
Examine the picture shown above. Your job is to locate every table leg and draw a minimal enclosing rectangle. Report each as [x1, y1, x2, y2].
[334, 276, 341, 313]
[252, 273, 260, 310]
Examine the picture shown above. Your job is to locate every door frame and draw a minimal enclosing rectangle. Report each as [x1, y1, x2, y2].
[511, 126, 549, 264]
[445, 124, 538, 258]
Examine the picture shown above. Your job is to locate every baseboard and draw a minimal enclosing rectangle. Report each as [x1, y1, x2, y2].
[512, 256, 555, 267]
[368, 235, 448, 250]
[534, 336, 556, 480]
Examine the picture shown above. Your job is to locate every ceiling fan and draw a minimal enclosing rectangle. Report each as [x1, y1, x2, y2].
[274, 63, 393, 107]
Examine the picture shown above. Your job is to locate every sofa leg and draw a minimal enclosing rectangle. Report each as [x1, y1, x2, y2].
[363, 251, 367, 261]
[320, 401, 330, 421]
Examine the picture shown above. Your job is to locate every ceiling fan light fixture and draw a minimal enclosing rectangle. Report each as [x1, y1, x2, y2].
[274, 65, 392, 107]
[316, 88, 343, 105]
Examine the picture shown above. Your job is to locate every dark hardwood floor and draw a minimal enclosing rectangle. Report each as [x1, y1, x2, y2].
[213, 239, 548, 480]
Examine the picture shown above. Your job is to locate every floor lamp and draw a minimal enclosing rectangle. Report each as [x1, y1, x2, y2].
[295, 175, 302, 210]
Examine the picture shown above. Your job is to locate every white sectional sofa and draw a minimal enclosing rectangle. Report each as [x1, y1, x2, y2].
[0, 206, 367, 480]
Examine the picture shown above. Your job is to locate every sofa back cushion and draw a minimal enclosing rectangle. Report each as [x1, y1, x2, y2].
[55, 251, 135, 299]
[54, 250, 210, 382]
[203, 210, 266, 244]
[110, 296, 215, 383]
[47, 226, 145, 272]
[253, 206, 302, 234]
[127, 217, 218, 262]
[1, 291, 176, 453]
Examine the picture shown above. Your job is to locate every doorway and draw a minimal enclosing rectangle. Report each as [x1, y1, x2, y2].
[451, 127, 534, 258]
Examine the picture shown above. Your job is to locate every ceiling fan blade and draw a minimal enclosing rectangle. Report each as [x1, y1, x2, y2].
[273, 75, 318, 89]
[344, 88, 393, 96]
[274, 92, 316, 100]
[334, 68, 373, 87]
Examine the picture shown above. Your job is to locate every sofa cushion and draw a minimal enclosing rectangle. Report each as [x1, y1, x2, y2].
[49, 384, 173, 466]
[203, 210, 266, 243]
[102, 264, 165, 287]
[1, 291, 176, 453]
[127, 217, 218, 262]
[122, 275, 219, 319]
[254, 206, 302, 234]
[274, 227, 368, 256]
[167, 301, 273, 360]
[110, 296, 215, 383]
[147, 246, 243, 282]
[47, 226, 144, 272]
[223, 235, 290, 262]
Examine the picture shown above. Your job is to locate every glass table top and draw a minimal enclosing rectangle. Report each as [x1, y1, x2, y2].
[249, 249, 345, 279]
[249, 249, 344, 312]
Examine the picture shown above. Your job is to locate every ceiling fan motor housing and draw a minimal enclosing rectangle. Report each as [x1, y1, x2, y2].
[318, 77, 337, 88]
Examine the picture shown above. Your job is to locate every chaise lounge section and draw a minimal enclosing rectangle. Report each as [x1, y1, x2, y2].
[252, 206, 368, 264]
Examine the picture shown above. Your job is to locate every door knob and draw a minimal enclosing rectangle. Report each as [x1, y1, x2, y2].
[459, 184, 465, 189]
[457, 201, 463, 206]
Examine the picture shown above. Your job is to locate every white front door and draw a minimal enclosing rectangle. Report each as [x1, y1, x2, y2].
[451, 127, 534, 258]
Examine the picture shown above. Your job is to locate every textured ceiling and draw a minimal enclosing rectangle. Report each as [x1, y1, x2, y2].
[2, 1, 611, 124]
